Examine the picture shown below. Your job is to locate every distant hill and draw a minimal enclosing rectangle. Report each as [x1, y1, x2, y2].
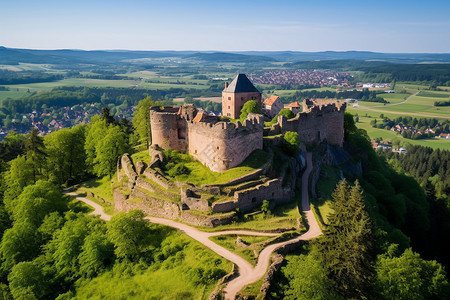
[185, 52, 276, 63]
[236, 50, 450, 63]
[1, 46, 449, 66]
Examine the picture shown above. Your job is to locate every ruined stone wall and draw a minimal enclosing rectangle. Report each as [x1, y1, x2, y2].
[121, 154, 137, 183]
[180, 211, 235, 227]
[211, 179, 284, 213]
[143, 168, 171, 190]
[114, 188, 235, 227]
[150, 106, 188, 151]
[114, 188, 180, 219]
[279, 99, 346, 146]
[188, 115, 263, 172]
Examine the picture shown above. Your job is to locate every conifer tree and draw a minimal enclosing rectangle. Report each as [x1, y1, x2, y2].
[25, 128, 46, 183]
[317, 179, 375, 299]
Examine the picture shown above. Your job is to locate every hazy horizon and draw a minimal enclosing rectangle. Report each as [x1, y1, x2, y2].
[1, 0, 449, 53]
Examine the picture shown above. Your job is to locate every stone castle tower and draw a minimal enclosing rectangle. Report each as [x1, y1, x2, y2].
[222, 74, 262, 119]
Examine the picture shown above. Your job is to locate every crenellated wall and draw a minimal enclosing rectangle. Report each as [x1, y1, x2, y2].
[150, 106, 190, 151]
[188, 114, 263, 172]
[278, 99, 346, 146]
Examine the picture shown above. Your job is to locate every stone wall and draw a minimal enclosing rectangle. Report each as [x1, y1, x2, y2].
[150, 106, 189, 151]
[180, 210, 235, 227]
[114, 188, 180, 219]
[143, 168, 171, 189]
[278, 99, 346, 146]
[121, 153, 137, 183]
[211, 179, 284, 213]
[114, 188, 236, 228]
[188, 114, 263, 172]
[181, 187, 209, 211]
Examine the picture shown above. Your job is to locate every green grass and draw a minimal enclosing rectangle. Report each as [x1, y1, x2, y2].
[210, 234, 274, 265]
[201, 199, 302, 232]
[169, 149, 271, 186]
[381, 93, 410, 104]
[74, 231, 232, 300]
[238, 278, 264, 299]
[131, 149, 152, 163]
[417, 91, 450, 98]
[72, 176, 117, 215]
[74, 176, 114, 203]
[353, 116, 450, 150]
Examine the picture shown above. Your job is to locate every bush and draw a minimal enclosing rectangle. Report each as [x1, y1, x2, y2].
[167, 163, 190, 177]
[282, 131, 300, 156]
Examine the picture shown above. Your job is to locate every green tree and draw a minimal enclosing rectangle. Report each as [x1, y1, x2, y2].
[78, 231, 114, 278]
[12, 181, 68, 227]
[375, 248, 449, 299]
[133, 96, 156, 148]
[101, 107, 116, 125]
[0, 222, 39, 275]
[282, 131, 300, 156]
[107, 210, 152, 260]
[282, 247, 340, 300]
[25, 128, 46, 183]
[8, 261, 47, 300]
[0, 131, 26, 162]
[3, 155, 34, 213]
[84, 116, 108, 172]
[317, 180, 375, 299]
[44, 125, 86, 185]
[271, 109, 295, 123]
[94, 125, 130, 178]
[46, 213, 106, 279]
[239, 100, 261, 121]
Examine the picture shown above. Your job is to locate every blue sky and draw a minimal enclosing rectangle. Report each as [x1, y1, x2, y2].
[0, 0, 449, 52]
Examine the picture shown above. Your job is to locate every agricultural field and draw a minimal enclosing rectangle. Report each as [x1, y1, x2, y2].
[347, 82, 450, 150]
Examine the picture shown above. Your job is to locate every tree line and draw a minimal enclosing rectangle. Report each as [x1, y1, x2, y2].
[0, 96, 231, 298]
[270, 114, 450, 299]
[0, 70, 64, 85]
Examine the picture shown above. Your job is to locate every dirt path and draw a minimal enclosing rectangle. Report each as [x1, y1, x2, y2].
[64, 191, 111, 221]
[65, 151, 322, 299]
[222, 151, 321, 299]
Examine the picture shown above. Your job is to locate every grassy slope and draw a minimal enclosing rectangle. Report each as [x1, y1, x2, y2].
[199, 200, 302, 232]
[170, 149, 271, 186]
[74, 231, 232, 300]
[209, 234, 274, 265]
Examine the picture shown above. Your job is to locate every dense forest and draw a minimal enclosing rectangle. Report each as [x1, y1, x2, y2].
[0, 99, 230, 299]
[0, 70, 64, 85]
[359, 64, 450, 85]
[269, 114, 450, 299]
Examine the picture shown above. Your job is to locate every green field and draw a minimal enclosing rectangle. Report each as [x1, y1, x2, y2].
[354, 116, 450, 150]
[347, 82, 450, 150]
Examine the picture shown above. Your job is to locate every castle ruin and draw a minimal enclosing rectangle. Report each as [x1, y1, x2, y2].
[150, 74, 346, 172]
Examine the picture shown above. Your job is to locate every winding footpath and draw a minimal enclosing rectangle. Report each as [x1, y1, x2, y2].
[64, 151, 322, 300]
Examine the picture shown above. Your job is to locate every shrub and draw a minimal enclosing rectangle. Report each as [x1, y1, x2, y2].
[167, 163, 190, 177]
[282, 131, 300, 156]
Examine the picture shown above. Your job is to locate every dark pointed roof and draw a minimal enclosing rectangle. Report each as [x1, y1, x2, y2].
[223, 73, 260, 93]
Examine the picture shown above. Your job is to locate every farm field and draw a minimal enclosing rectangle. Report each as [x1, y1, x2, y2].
[346, 82, 450, 150]
[354, 116, 450, 150]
